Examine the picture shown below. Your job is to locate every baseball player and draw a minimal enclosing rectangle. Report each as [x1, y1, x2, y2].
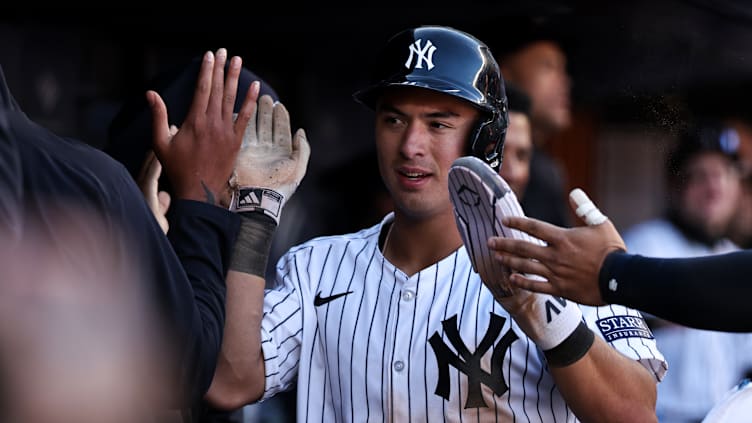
[205, 26, 666, 422]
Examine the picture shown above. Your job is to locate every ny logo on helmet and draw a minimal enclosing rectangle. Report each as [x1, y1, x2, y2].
[405, 39, 436, 70]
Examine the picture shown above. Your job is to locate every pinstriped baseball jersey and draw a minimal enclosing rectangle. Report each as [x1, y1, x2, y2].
[259, 212, 666, 422]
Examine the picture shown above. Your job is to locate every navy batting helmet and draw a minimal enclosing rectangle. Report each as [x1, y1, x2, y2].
[354, 25, 508, 171]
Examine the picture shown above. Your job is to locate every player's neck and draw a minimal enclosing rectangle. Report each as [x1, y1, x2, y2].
[383, 212, 463, 277]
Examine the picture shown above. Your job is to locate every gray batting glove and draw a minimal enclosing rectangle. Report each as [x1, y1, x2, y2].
[229, 95, 311, 224]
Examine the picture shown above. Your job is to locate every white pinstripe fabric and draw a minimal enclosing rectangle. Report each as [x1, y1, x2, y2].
[256, 214, 666, 422]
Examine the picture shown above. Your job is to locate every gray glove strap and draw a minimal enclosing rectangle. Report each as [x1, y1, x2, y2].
[229, 212, 276, 277]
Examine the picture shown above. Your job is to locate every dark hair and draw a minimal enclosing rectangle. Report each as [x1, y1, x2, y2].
[505, 82, 532, 117]
[667, 121, 740, 184]
[478, 17, 571, 62]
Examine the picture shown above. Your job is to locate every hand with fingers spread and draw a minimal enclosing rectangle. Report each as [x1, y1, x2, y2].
[488, 188, 626, 306]
[229, 94, 311, 224]
[147, 48, 259, 206]
[206, 95, 311, 408]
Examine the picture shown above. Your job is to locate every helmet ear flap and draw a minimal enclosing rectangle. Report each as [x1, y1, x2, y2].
[469, 99, 509, 172]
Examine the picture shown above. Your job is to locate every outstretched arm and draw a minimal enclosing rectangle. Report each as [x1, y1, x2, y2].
[144, 48, 258, 405]
[489, 188, 752, 332]
[598, 250, 752, 332]
[205, 94, 311, 410]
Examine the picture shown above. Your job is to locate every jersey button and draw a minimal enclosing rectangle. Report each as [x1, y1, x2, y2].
[401, 290, 415, 302]
[393, 361, 405, 372]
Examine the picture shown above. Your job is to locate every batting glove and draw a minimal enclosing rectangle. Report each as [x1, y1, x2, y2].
[228, 94, 310, 277]
[230, 94, 311, 225]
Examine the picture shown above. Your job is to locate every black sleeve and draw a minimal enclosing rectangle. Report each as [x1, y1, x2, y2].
[153, 199, 240, 405]
[115, 177, 239, 408]
[89, 147, 241, 410]
[2, 74, 242, 417]
[98, 144, 241, 408]
[599, 251, 752, 332]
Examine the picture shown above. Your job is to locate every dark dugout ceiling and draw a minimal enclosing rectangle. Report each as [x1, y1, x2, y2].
[466, 0, 752, 107]
[466, 0, 752, 120]
[562, 0, 752, 104]
[5, 0, 752, 113]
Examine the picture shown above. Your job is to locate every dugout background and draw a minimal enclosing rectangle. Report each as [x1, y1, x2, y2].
[2, 0, 752, 238]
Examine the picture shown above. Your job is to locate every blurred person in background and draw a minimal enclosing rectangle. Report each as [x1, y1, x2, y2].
[494, 23, 573, 227]
[725, 117, 752, 249]
[0, 49, 255, 422]
[498, 82, 534, 200]
[0, 210, 170, 423]
[615, 122, 752, 423]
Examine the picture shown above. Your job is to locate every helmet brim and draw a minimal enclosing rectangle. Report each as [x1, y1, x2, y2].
[353, 79, 492, 114]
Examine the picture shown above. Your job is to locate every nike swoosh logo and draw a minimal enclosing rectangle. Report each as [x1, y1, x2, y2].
[314, 291, 353, 307]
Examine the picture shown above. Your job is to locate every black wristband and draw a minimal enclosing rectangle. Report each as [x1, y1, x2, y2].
[229, 212, 276, 277]
[543, 321, 595, 368]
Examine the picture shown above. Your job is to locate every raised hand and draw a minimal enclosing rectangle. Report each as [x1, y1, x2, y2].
[147, 48, 259, 206]
[229, 94, 311, 224]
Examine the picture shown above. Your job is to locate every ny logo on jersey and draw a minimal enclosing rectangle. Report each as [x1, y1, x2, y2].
[405, 39, 437, 70]
[429, 313, 518, 408]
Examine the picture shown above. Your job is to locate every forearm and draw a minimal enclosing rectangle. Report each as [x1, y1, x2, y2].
[205, 213, 276, 409]
[550, 337, 657, 423]
[600, 251, 752, 331]
[205, 270, 267, 410]
[203, 87, 308, 408]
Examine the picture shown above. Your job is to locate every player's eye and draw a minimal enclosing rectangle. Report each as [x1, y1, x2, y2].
[382, 115, 404, 126]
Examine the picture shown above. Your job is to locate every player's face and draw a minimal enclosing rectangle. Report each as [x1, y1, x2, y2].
[374, 87, 480, 220]
[680, 152, 741, 238]
[499, 111, 533, 199]
[503, 41, 571, 134]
